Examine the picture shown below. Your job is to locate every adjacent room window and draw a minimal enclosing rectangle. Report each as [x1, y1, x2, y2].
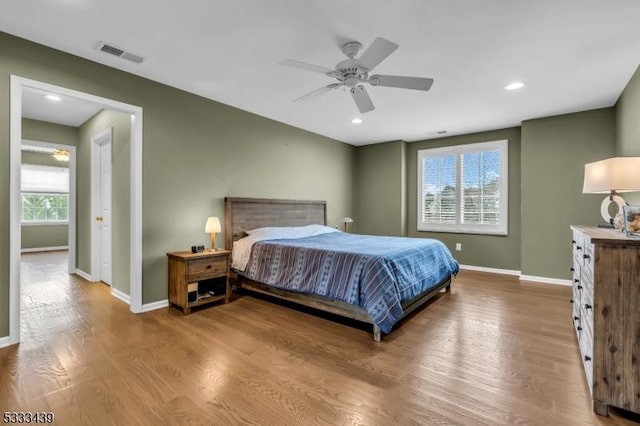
[417, 139, 508, 235]
[21, 164, 69, 223]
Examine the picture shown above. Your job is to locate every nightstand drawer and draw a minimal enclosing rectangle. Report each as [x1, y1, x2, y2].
[188, 257, 227, 281]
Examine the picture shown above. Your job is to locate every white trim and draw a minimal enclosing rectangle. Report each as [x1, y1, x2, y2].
[111, 288, 131, 305]
[141, 299, 169, 313]
[520, 275, 572, 286]
[21, 221, 69, 226]
[90, 128, 113, 285]
[9, 76, 144, 345]
[21, 246, 68, 253]
[74, 269, 96, 282]
[0, 336, 12, 349]
[459, 264, 521, 276]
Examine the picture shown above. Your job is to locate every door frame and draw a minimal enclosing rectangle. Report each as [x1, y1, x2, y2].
[20, 139, 77, 272]
[91, 128, 113, 285]
[9, 75, 144, 345]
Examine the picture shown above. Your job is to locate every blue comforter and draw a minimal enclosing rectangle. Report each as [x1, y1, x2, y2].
[240, 232, 459, 333]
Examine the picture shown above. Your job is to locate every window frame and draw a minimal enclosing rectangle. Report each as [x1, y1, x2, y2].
[417, 139, 508, 235]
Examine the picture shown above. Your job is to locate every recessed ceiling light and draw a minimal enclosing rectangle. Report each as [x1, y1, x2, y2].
[351, 118, 362, 124]
[504, 82, 525, 91]
[44, 94, 62, 102]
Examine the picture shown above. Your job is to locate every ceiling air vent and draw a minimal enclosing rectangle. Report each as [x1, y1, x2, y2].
[96, 41, 144, 64]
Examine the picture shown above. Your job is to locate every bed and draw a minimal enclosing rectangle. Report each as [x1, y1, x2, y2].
[224, 197, 459, 341]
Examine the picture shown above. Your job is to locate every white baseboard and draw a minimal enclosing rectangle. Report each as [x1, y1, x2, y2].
[111, 288, 131, 304]
[520, 275, 572, 286]
[459, 264, 521, 276]
[74, 269, 96, 282]
[0, 335, 12, 349]
[142, 299, 169, 312]
[21, 246, 68, 253]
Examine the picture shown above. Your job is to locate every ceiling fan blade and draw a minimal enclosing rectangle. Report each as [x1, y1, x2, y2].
[357, 37, 399, 71]
[350, 86, 375, 113]
[369, 75, 434, 91]
[293, 84, 341, 103]
[280, 59, 334, 75]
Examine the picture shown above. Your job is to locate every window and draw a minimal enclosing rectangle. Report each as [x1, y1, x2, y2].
[21, 164, 69, 224]
[418, 139, 508, 235]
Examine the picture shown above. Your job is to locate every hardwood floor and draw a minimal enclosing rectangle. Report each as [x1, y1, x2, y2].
[1, 251, 639, 425]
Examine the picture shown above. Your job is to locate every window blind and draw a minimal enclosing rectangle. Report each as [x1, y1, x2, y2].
[21, 164, 69, 194]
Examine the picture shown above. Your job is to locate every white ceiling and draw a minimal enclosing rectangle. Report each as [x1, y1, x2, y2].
[22, 87, 103, 127]
[2, 0, 640, 146]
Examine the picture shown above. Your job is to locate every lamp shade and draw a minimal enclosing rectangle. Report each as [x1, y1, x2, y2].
[583, 157, 640, 194]
[205, 217, 221, 233]
[340, 217, 354, 224]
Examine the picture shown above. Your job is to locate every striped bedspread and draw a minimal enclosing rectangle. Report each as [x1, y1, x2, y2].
[240, 232, 459, 333]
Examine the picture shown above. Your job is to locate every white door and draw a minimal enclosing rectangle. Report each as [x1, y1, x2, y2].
[99, 141, 113, 285]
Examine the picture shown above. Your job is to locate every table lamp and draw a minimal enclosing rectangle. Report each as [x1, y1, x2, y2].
[205, 217, 221, 251]
[340, 216, 354, 232]
[583, 157, 640, 227]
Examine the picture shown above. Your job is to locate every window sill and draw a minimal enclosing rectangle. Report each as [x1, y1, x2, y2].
[21, 222, 69, 227]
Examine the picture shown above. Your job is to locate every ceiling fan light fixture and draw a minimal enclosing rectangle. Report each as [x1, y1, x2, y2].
[504, 81, 525, 91]
[53, 149, 70, 162]
[351, 118, 363, 124]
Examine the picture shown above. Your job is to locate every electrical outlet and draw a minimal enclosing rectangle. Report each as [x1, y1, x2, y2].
[455, 243, 462, 251]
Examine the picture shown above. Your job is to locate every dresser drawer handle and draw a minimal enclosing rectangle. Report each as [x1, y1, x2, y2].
[585, 304, 592, 310]
[576, 246, 582, 250]
[574, 279, 579, 283]
[583, 254, 590, 260]
[572, 240, 576, 245]
[570, 299, 574, 304]
[584, 355, 591, 362]
[577, 326, 583, 331]
[577, 285, 583, 290]
[570, 267, 575, 272]
[574, 316, 580, 321]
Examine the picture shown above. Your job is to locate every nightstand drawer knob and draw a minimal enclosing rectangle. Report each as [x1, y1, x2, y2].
[206, 264, 212, 269]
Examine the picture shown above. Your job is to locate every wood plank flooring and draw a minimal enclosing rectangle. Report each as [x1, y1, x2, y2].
[1, 250, 639, 425]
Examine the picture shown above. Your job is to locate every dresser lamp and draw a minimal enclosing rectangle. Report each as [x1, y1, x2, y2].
[340, 216, 354, 232]
[583, 157, 640, 227]
[205, 217, 221, 251]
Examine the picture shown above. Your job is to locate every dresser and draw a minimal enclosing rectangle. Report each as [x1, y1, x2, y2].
[570, 226, 640, 416]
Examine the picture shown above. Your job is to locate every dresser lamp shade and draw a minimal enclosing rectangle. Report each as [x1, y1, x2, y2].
[583, 157, 640, 226]
[205, 217, 221, 250]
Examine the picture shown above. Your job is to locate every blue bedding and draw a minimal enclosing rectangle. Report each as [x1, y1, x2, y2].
[240, 232, 459, 333]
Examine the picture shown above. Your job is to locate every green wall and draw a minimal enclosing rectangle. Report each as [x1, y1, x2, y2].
[21, 225, 68, 250]
[520, 109, 614, 279]
[0, 32, 355, 336]
[354, 140, 407, 236]
[615, 64, 640, 156]
[22, 118, 78, 147]
[407, 128, 522, 270]
[77, 110, 130, 296]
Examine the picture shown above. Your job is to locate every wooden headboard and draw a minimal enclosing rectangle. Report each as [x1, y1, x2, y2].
[224, 197, 327, 250]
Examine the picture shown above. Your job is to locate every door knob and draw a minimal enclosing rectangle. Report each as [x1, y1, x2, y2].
[96, 216, 103, 222]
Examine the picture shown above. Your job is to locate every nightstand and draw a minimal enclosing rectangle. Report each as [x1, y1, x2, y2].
[167, 249, 231, 314]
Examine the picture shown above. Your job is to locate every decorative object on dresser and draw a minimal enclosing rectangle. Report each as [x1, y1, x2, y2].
[167, 250, 230, 314]
[622, 205, 640, 237]
[205, 216, 222, 251]
[340, 216, 354, 232]
[582, 157, 640, 228]
[570, 226, 640, 416]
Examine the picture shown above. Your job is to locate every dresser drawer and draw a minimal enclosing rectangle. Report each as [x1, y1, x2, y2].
[188, 257, 227, 281]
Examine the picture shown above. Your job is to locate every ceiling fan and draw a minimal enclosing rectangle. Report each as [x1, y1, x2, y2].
[281, 37, 434, 114]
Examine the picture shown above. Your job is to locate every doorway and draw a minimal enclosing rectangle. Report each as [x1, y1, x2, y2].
[9, 75, 144, 345]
